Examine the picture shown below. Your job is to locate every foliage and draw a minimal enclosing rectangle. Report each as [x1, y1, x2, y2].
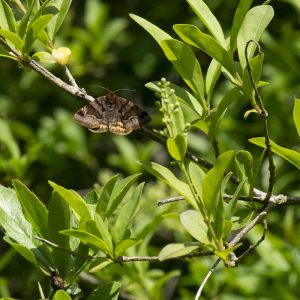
[0, 0, 300, 300]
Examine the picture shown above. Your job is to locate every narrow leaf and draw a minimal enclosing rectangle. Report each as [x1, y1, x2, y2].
[0, 0, 16, 32]
[188, 161, 206, 201]
[87, 281, 121, 300]
[159, 243, 200, 261]
[0, 29, 24, 51]
[237, 5, 274, 68]
[114, 238, 142, 257]
[174, 24, 234, 76]
[13, 180, 49, 238]
[293, 98, 300, 138]
[139, 161, 197, 209]
[180, 210, 209, 244]
[49, 181, 92, 221]
[185, 0, 226, 46]
[230, 0, 253, 54]
[167, 135, 187, 162]
[106, 174, 141, 217]
[61, 230, 111, 255]
[202, 150, 235, 215]
[249, 137, 300, 170]
[130, 14, 205, 102]
[112, 183, 144, 244]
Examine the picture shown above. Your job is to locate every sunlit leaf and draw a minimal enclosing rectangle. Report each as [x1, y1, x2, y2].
[159, 243, 200, 261]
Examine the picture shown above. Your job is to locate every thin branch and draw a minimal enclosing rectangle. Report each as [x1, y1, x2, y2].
[237, 219, 267, 262]
[194, 259, 221, 300]
[245, 40, 276, 201]
[63, 65, 80, 88]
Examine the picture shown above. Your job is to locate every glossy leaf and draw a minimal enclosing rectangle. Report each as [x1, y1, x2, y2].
[180, 210, 209, 244]
[46, 0, 72, 43]
[89, 257, 113, 273]
[18, 0, 37, 38]
[130, 14, 205, 102]
[106, 173, 141, 217]
[206, 59, 221, 101]
[112, 183, 144, 244]
[114, 238, 142, 257]
[93, 214, 113, 252]
[23, 14, 53, 54]
[87, 281, 121, 300]
[53, 290, 72, 300]
[13, 180, 49, 238]
[230, 0, 253, 54]
[293, 98, 300, 137]
[250, 137, 300, 170]
[139, 161, 197, 209]
[167, 134, 187, 162]
[0, 0, 16, 32]
[95, 175, 119, 219]
[158, 243, 200, 261]
[61, 230, 111, 255]
[237, 5, 274, 68]
[235, 150, 253, 195]
[48, 191, 72, 279]
[0, 29, 24, 51]
[242, 54, 264, 99]
[174, 24, 234, 75]
[49, 181, 92, 221]
[188, 161, 206, 201]
[202, 150, 235, 215]
[185, 0, 226, 46]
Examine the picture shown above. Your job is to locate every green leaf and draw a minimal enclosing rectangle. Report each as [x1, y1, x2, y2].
[46, 0, 72, 43]
[31, 51, 56, 63]
[53, 290, 72, 300]
[206, 59, 221, 101]
[130, 14, 205, 102]
[93, 214, 113, 252]
[180, 210, 209, 244]
[226, 179, 246, 220]
[0, 0, 16, 32]
[209, 87, 242, 136]
[18, 0, 39, 38]
[202, 150, 235, 215]
[145, 81, 203, 116]
[95, 175, 119, 219]
[167, 135, 187, 162]
[112, 183, 144, 244]
[13, 180, 49, 238]
[237, 5, 274, 68]
[87, 281, 121, 300]
[242, 54, 264, 99]
[185, 0, 226, 46]
[139, 161, 197, 209]
[0, 29, 24, 51]
[215, 243, 242, 263]
[89, 258, 113, 273]
[235, 150, 253, 194]
[230, 0, 253, 54]
[114, 238, 142, 257]
[293, 98, 300, 137]
[49, 181, 92, 221]
[158, 243, 200, 261]
[174, 24, 234, 76]
[0, 185, 54, 268]
[23, 14, 53, 53]
[3, 238, 38, 266]
[250, 137, 300, 170]
[0, 118, 20, 158]
[61, 230, 111, 255]
[48, 191, 71, 279]
[106, 174, 141, 218]
[188, 161, 206, 201]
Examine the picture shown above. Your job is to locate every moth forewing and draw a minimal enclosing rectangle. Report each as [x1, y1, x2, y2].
[73, 92, 151, 135]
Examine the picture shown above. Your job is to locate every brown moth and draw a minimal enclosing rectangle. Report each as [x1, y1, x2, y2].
[74, 92, 151, 135]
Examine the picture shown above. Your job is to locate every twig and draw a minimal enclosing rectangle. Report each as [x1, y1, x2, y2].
[194, 259, 221, 300]
[237, 219, 267, 262]
[245, 40, 276, 201]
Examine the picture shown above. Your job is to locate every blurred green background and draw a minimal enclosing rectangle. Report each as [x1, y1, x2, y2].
[1, 0, 300, 299]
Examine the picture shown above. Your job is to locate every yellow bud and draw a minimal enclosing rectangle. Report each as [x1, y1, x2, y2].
[52, 47, 71, 65]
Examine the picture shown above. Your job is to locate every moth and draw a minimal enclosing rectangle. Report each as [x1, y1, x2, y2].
[74, 93, 151, 135]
